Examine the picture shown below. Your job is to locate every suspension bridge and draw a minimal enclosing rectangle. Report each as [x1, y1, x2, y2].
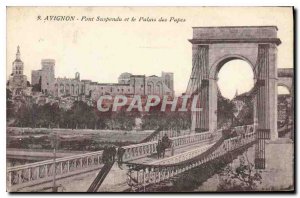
[7, 125, 262, 192]
[6, 26, 293, 192]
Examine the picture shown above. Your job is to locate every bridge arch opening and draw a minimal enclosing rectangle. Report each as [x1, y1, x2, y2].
[216, 59, 254, 100]
[215, 59, 255, 128]
[277, 85, 292, 138]
[278, 84, 291, 95]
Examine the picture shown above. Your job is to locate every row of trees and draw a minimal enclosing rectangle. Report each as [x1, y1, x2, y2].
[217, 95, 254, 128]
[8, 95, 254, 131]
[8, 87, 254, 130]
[13, 101, 133, 130]
[10, 99, 191, 131]
[142, 111, 191, 130]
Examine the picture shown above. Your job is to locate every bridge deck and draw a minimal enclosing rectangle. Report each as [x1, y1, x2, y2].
[99, 139, 215, 192]
[16, 139, 213, 192]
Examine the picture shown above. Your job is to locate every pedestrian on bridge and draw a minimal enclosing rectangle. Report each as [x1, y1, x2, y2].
[162, 134, 170, 146]
[117, 145, 125, 166]
[171, 142, 175, 156]
[162, 133, 171, 157]
[110, 146, 117, 162]
[102, 146, 109, 164]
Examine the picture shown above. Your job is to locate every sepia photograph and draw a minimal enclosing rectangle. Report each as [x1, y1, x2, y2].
[5, 6, 294, 193]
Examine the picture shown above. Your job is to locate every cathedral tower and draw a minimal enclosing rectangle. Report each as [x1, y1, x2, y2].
[8, 46, 27, 95]
[12, 46, 24, 76]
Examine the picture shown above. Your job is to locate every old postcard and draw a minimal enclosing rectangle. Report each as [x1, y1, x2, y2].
[6, 7, 294, 192]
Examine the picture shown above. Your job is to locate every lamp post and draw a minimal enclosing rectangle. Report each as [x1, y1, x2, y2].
[51, 132, 59, 192]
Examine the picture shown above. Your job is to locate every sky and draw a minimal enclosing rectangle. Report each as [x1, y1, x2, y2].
[217, 60, 254, 99]
[6, 7, 293, 98]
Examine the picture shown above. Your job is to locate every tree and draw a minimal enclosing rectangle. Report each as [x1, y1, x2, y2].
[6, 89, 14, 120]
[217, 151, 262, 191]
[217, 95, 237, 128]
[235, 97, 254, 126]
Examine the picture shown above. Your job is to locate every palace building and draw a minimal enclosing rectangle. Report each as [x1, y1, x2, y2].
[31, 59, 174, 100]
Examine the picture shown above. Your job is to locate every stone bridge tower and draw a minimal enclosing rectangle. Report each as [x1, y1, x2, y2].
[187, 26, 281, 140]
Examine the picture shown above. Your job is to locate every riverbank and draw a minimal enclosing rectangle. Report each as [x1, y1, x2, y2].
[7, 127, 154, 166]
[195, 138, 294, 191]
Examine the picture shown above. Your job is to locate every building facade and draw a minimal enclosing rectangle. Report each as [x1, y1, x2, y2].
[8, 46, 28, 95]
[31, 60, 174, 100]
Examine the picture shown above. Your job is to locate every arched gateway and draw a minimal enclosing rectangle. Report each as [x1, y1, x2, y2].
[278, 68, 293, 93]
[187, 26, 281, 140]
[277, 68, 294, 139]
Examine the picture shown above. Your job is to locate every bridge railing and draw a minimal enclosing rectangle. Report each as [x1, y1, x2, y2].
[126, 131, 256, 191]
[141, 128, 191, 143]
[233, 124, 255, 134]
[150, 143, 213, 165]
[122, 131, 213, 161]
[7, 150, 104, 191]
[171, 131, 213, 147]
[147, 129, 191, 142]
